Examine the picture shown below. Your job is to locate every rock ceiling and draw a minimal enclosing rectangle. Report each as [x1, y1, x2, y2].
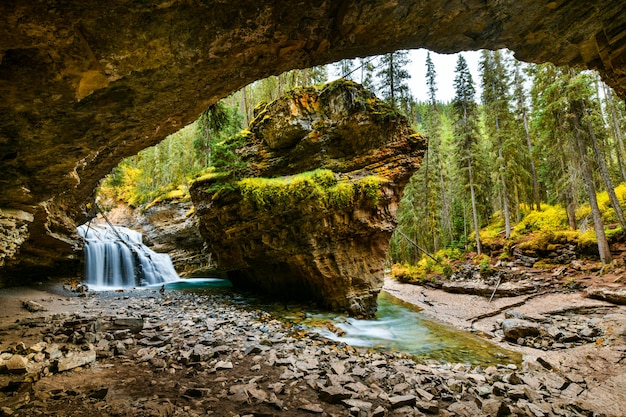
[0, 0, 625, 280]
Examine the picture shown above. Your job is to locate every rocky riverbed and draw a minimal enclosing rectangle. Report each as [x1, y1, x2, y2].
[0, 280, 625, 417]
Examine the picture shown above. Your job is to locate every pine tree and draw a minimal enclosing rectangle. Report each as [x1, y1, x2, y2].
[376, 51, 411, 110]
[359, 57, 377, 90]
[531, 63, 614, 265]
[480, 50, 515, 238]
[567, 70, 612, 265]
[603, 82, 626, 182]
[195, 102, 230, 167]
[334, 59, 357, 80]
[425, 52, 453, 245]
[569, 69, 626, 233]
[452, 55, 482, 255]
[425, 53, 437, 109]
[531, 64, 581, 228]
[513, 59, 541, 210]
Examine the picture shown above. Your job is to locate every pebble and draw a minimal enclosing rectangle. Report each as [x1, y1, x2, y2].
[0, 290, 608, 417]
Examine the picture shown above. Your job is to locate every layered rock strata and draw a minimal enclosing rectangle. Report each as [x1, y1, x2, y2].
[190, 81, 426, 316]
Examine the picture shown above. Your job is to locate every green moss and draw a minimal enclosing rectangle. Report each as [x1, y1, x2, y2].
[191, 169, 232, 185]
[145, 185, 190, 209]
[236, 169, 387, 211]
[606, 226, 623, 241]
[533, 260, 559, 269]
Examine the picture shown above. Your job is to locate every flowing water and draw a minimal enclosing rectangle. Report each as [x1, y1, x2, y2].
[77, 223, 180, 289]
[78, 227, 520, 366]
[165, 280, 522, 367]
[302, 291, 522, 366]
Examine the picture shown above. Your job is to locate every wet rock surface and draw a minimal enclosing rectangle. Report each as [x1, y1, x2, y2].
[385, 276, 626, 417]
[1, 285, 625, 416]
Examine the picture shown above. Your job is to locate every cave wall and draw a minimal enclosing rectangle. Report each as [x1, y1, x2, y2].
[1, 0, 625, 282]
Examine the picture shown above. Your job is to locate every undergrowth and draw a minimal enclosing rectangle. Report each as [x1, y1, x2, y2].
[395, 184, 626, 282]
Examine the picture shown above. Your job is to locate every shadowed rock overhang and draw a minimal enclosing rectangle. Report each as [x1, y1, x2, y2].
[1, 0, 625, 282]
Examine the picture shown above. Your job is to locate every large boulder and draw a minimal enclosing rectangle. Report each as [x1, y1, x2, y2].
[190, 80, 426, 316]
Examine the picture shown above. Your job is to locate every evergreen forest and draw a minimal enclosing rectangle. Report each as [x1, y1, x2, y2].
[98, 49, 626, 275]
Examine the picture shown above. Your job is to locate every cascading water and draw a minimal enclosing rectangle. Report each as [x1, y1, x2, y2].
[77, 223, 180, 289]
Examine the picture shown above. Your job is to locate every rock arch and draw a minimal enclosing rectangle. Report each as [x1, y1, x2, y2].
[0, 0, 625, 281]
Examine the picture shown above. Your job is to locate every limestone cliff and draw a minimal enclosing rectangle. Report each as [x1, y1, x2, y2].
[189, 81, 426, 316]
[1, 0, 626, 284]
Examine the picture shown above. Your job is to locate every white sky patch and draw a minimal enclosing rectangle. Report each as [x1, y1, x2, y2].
[327, 49, 483, 104]
[407, 49, 483, 103]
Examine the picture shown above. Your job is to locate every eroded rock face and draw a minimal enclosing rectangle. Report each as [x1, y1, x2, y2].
[1, 0, 626, 283]
[190, 81, 426, 315]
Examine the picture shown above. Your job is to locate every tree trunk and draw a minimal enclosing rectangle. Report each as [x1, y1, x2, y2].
[522, 108, 541, 210]
[572, 101, 612, 265]
[467, 154, 482, 255]
[604, 84, 626, 182]
[430, 116, 454, 245]
[389, 53, 395, 108]
[437, 152, 453, 243]
[585, 114, 626, 231]
[497, 136, 511, 238]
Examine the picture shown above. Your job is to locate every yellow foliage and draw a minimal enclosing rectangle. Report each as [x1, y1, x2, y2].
[479, 217, 504, 248]
[390, 263, 425, 283]
[98, 165, 145, 207]
[575, 205, 592, 222]
[578, 229, 598, 248]
[434, 247, 463, 261]
[390, 251, 454, 283]
[472, 253, 491, 265]
[511, 204, 568, 238]
[487, 183, 626, 253]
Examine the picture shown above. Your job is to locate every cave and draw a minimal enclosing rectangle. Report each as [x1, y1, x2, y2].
[1, 0, 626, 283]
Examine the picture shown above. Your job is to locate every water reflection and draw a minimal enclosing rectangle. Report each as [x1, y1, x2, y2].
[158, 279, 521, 366]
[301, 292, 522, 366]
[154, 277, 233, 291]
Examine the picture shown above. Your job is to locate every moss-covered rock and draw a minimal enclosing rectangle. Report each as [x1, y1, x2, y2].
[190, 80, 426, 316]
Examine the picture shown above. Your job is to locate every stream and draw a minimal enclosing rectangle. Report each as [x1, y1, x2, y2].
[156, 278, 521, 367]
[78, 222, 519, 368]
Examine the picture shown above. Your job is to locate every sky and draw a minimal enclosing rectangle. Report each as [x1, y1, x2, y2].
[328, 48, 483, 104]
[407, 49, 482, 103]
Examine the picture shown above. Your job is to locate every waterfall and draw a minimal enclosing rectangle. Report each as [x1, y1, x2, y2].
[77, 223, 180, 288]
